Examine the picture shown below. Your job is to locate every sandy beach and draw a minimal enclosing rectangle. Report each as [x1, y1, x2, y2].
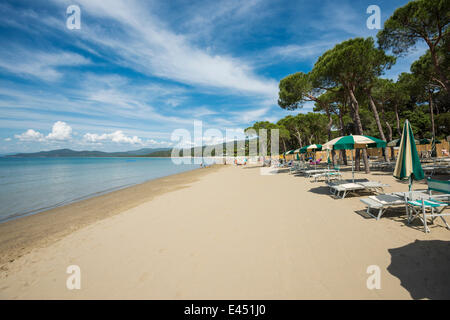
[1, 164, 449, 299]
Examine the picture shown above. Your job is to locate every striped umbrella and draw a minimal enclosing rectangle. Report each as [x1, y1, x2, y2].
[387, 138, 419, 147]
[284, 149, 295, 155]
[323, 135, 387, 182]
[299, 144, 322, 154]
[430, 137, 442, 158]
[323, 135, 386, 150]
[393, 120, 424, 191]
[300, 144, 323, 169]
[419, 138, 440, 145]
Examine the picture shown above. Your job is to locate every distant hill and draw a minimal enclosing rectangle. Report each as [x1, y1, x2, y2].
[4, 148, 171, 158]
[4, 140, 251, 158]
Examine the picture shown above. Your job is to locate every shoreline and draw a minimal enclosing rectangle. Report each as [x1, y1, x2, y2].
[0, 165, 222, 270]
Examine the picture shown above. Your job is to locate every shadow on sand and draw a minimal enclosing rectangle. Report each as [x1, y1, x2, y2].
[387, 240, 450, 299]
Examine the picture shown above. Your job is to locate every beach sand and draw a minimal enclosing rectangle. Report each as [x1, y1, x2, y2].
[1, 164, 449, 299]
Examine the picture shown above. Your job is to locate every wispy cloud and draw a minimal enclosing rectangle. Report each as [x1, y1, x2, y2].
[51, 0, 278, 97]
[0, 48, 90, 81]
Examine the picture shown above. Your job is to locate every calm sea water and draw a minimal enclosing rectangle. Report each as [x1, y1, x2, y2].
[0, 157, 200, 222]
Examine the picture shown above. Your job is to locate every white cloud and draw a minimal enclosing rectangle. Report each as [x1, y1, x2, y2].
[84, 130, 143, 144]
[232, 107, 270, 123]
[47, 121, 73, 140]
[52, 0, 278, 98]
[4, 138, 11, 141]
[14, 129, 45, 142]
[14, 121, 72, 142]
[265, 41, 334, 62]
[0, 49, 90, 81]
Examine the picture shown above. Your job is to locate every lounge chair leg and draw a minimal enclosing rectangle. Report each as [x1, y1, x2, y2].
[376, 208, 383, 221]
[422, 206, 429, 233]
[440, 216, 450, 230]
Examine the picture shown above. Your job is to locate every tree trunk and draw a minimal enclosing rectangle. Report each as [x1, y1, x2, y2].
[378, 98, 393, 161]
[325, 107, 336, 165]
[394, 104, 401, 137]
[338, 108, 348, 165]
[348, 88, 370, 173]
[429, 46, 449, 92]
[294, 128, 303, 148]
[429, 91, 436, 137]
[429, 90, 436, 157]
[368, 93, 388, 162]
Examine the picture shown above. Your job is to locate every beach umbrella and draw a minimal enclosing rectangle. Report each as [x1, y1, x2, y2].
[284, 149, 294, 155]
[393, 120, 424, 191]
[387, 138, 419, 147]
[300, 144, 323, 169]
[323, 135, 387, 182]
[431, 137, 440, 158]
[299, 144, 322, 154]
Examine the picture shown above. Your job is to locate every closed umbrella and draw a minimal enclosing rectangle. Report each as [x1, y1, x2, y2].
[323, 135, 386, 182]
[430, 137, 441, 158]
[393, 120, 424, 191]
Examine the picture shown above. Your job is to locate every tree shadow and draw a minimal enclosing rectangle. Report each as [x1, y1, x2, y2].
[387, 240, 450, 299]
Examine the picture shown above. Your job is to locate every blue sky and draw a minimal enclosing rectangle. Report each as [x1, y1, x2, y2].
[0, 0, 427, 153]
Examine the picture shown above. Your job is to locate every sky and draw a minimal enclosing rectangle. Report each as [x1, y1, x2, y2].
[0, 0, 427, 153]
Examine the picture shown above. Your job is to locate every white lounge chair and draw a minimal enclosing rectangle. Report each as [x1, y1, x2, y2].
[357, 181, 388, 194]
[305, 169, 331, 178]
[329, 182, 365, 199]
[360, 194, 406, 220]
[310, 171, 341, 182]
[328, 180, 388, 199]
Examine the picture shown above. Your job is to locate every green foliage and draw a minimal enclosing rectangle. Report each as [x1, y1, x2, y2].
[377, 0, 449, 56]
[278, 72, 315, 110]
[402, 107, 432, 137]
[312, 37, 396, 89]
[435, 112, 450, 137]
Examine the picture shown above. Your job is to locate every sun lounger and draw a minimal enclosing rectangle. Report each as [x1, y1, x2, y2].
[360, 194, 405, 220]
[310, 171, 341, 182]
[304, 169, 331, 177]
[357, 181, 388, 194]
[329, 182, 365, 199]
[328, 180, 389, 199]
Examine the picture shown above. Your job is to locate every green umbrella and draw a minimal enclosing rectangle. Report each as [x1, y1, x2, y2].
[393, 120, 424, 191]
[299, 144, 322, 154]
[284, 149, 294, 155]
[323, 135, 387, 182]
[419, 138, 441, 145]
[387, 138, 419, 147]
[300, 144, 323, 170]
[431, 137, 439, 158]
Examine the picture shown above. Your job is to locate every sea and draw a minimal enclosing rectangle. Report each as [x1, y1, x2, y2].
[0, 157, 201, 223]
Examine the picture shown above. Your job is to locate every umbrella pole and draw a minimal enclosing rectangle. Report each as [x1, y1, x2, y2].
[409, 176, 412, 192]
